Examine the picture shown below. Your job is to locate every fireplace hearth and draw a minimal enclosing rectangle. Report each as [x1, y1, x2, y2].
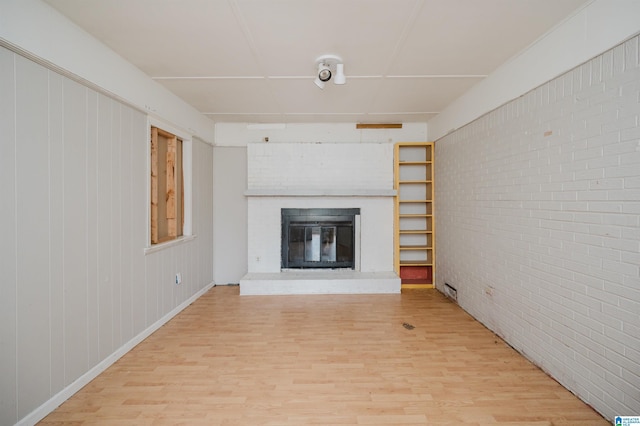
[281, 208, 359, 269]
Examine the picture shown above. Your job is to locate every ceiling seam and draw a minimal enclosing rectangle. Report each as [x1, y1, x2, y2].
[152, 75, 485, 80]
[227, 0, 287, 118]
[365, 0, 427, 119]
[381, 0, 428, 77]
[152, 76, 266, 80]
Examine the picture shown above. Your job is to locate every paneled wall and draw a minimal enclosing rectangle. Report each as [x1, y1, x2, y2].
[0, 46, 214, 425]
[435, 35, 640, 420]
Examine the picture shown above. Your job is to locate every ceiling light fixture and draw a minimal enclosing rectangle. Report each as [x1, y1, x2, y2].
[334, 63, 346, 85]
[314, 54, 346, 89]
[314, 63, 331, 89]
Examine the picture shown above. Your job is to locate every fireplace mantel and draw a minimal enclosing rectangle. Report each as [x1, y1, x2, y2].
[244, 188, 396, 197]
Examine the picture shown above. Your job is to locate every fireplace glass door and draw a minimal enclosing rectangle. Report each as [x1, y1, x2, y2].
[282, 209, 359, 269]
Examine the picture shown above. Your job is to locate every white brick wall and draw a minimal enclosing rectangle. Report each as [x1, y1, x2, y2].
[435, 35, 640, 420]
[245, 142, 396, 275]
[246, 196, 394, 273]
[247, 142, 393, 191]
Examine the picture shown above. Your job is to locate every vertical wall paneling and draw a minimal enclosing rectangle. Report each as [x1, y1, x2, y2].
[1, 45, 215, 425]
[145, 253, 159, 326]
[120, 107, 133, 344]
[193, 142, 202, 289]
[86, 89, 100, 369]
[177, 244, 185, 303]
[0, 46, 18, 426]
[15, 54, 51, 418]
[162, 247, 171, 309]
[62, 77, 89, 385]
[162, 249, 171, 314]
[188, 240, 196, 296]
[198, 141, 215, 289]
[48, 69, 65, 398]
[97, 93, 114, 360]
[111, 103, 122, 350]
[131, 110, 147, 335]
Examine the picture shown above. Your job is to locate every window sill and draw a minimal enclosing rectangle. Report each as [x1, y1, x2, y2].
[144, 234, 197, 255]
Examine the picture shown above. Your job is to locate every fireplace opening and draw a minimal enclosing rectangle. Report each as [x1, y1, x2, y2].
[281, 208, 359, 269]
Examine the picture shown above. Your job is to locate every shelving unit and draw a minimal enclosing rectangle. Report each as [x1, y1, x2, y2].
[394, 142, 434, 289]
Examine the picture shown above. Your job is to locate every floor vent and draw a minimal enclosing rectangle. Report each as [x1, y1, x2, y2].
[444, 283, 457, 302]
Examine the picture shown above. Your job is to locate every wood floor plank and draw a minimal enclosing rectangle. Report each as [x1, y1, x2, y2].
[39, 286, 608, 425]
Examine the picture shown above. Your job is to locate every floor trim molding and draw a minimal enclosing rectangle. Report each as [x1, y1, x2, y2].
[17, 282, 215, 426]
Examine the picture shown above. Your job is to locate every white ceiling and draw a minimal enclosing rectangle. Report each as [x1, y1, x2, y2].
[44, 0, 589, 124]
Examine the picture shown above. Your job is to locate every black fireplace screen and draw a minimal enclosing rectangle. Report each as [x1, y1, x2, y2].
[281, 208, 359, 269]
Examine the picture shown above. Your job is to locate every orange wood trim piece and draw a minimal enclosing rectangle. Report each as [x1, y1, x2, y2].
[356, 123, 403, 129]
[166, 135, 177, 238]
[150, 127, 159, 244]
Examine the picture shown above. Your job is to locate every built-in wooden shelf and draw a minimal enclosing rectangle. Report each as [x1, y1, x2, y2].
[394, 142, 435, 289]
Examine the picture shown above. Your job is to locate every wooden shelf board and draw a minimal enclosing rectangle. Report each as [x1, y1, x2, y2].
[399, 230, 432, 234]
[399, 246, 431, 250]
[399, 261, 432, 266]
[401, 283, 435, 289]
[399, 214, 432, 218]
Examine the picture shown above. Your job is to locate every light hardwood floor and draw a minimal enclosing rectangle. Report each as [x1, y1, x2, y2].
[40, 286, 608, 425]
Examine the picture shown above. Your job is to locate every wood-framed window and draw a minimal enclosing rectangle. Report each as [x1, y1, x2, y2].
[150, 126, 184, 244]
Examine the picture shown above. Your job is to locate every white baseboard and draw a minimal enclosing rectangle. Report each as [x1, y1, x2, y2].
[16, 282, 215, 426]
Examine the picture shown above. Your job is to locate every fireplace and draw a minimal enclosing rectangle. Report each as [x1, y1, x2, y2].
[240, 141, 400, 295]
[281, 208, 359, 269]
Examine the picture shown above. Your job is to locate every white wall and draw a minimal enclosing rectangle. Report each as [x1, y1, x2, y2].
[214, 122, 427, 146]
[435, 34, 640, 421]
[0, 46, 214, 426]
[213, 122, 428, 283]
[0, 4, 216, 423]
[0, 0, 215, 144]
[213, 147, 248, 284]
[428, 0, 640, 141]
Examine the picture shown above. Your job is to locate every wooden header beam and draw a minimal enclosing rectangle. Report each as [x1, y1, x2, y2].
[356, 123, 403, 129]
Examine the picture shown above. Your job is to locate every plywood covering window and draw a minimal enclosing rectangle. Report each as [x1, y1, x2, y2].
[150, 126, 184, 244]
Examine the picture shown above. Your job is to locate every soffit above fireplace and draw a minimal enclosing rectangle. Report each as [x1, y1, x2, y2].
[246, 143, 394, 195]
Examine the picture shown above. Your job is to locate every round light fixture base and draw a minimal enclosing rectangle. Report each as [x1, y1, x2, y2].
[315, 54, 343, 67]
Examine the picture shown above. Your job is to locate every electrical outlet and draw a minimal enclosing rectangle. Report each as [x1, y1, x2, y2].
[175, 273, 182, 285]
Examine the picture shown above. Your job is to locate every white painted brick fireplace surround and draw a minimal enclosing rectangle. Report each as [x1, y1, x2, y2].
[239, 142, 401, 295]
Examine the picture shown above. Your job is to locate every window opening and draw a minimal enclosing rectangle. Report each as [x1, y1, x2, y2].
[150, 126, 184, 244]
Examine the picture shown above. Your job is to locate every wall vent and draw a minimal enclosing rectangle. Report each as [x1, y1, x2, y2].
[444, 282, 457, 302]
